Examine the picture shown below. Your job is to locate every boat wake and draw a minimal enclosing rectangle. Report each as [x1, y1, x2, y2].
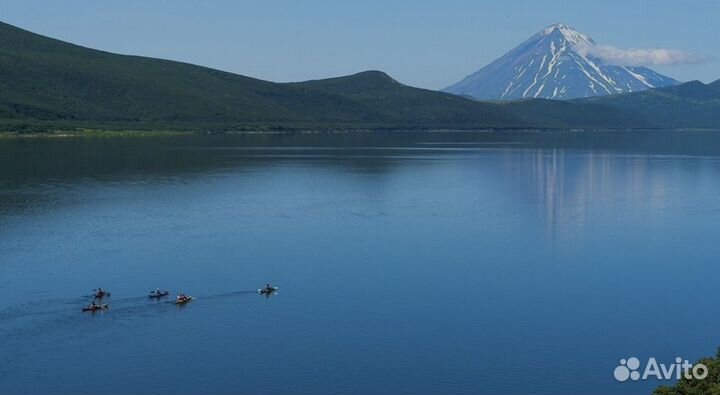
[0, 289, 263, 336]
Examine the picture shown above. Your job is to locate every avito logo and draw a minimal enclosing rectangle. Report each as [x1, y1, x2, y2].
[614, 357, 708, 382]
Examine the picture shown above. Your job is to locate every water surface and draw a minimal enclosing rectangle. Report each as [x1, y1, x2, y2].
[1, 131, 719, 395]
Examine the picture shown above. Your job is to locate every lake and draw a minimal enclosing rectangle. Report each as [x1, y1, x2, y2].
[1, 131, 719, 395]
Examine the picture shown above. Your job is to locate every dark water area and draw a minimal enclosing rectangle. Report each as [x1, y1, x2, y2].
[1, 131, 719, 394]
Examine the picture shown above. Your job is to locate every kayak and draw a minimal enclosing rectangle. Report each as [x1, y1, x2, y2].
[82, 303, 109, 312]
[175, 296, 193, 305]
[149, 290, 170, 298]
[258, 287, 278, 294]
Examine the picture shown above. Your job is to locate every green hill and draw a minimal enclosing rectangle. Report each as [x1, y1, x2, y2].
[286, 72, 526, 128]
[500, 99, 651, 129]
[576, 80, 720, 129]
[0, 21, 526, 131]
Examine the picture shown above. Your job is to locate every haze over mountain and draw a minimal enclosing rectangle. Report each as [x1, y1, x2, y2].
[444, 24, 680, 100]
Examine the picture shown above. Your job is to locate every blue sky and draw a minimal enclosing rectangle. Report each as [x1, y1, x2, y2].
[2, 0, 717, 89]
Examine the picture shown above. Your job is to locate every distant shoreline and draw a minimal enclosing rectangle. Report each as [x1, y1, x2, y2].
[0, 129, 192, 139]
[1, 128, 720, 139]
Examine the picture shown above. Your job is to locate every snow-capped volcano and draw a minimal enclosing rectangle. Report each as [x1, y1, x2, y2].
[443, 23, 679, 100]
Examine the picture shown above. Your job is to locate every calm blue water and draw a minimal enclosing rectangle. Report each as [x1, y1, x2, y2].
[1, 132, 719, 395]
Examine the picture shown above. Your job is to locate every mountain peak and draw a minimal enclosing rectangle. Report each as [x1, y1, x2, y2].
[352, 70, 398, 82]
[443, 24, 678, 100]
[543, 23, 570, 30]
[540, 23, 594, 47]
[291, 70, 403, 95]
[301, 70, 400, 86]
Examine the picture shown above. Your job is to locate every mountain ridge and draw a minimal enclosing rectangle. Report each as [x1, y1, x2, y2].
[0, 21, 529, 130]
[0, 21, 717, 132]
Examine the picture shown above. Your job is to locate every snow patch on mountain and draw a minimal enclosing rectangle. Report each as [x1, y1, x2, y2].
[444, 24, 680, 100]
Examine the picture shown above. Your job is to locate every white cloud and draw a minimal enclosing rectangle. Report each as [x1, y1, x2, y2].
[576, 44, 711, 66]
